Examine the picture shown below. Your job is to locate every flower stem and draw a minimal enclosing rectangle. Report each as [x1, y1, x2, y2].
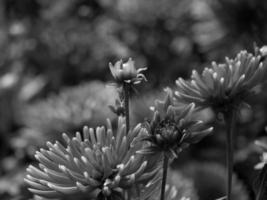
[160, 154, 169, 200]
[225, 111, 236, 200]
[123, 82, 130, 134]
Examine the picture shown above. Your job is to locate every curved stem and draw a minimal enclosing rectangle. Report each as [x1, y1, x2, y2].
[225, 111, 236, 200]
[123, 82, 130, 134]
[160, 154, 169, 200]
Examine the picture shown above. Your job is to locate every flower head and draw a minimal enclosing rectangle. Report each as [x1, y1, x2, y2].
[109, 58, 147, 84]
[175, 48, 267, 114]
[140, 88, 213, 158]
[25, 117, 158, 199]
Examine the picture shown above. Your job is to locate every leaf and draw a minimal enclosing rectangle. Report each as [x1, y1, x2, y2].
[254, 164, 267, 200]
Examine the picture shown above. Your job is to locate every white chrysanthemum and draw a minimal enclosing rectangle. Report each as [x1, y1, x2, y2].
[25, 117, 158, 199]
[175, 48, 267, 114]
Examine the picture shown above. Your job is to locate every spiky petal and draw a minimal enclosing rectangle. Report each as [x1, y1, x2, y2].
[175, 48, 267, 114]
[140, 89, 213, 159]
[25, 117, 158, 199]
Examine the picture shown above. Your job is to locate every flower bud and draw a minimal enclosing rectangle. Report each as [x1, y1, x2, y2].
[109, 58, 147, 84]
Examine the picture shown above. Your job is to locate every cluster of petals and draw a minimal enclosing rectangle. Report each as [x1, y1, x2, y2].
[25, 117, 158, 199]
[140, 88, 213, 158]
[109, 58, 147, 84]
[175, 48, 267, 113]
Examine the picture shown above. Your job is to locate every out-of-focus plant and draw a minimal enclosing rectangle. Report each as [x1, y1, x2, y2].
[130, 89, 165, 125]
[181, 162, 249, 200]
[254, 138, 267, 200]
[168, 169, 198, 200]
[10, 0, 201, 90]
[0, 72, 20, 133]
[21, 81, 116, 141]
[175, 46, 267, 200]
[146, 184, 193, 200]
[211, 0, 267, 47]
[0, 70, 22, 165]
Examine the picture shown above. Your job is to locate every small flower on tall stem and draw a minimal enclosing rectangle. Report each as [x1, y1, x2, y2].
[109, 58, 147, 133]
[175, 47, 267, 200]
[25, 117, 158, 200]
[139, 88, 213, 200]
[109, 58, 147, 85]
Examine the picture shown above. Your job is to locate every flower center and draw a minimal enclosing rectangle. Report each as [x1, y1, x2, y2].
[210, 90, 240, 114]
[154, 119, 183, 149]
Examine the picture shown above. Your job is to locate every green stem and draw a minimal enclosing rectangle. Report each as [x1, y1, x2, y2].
[123, 82, 130, 134]
[160, 154, 169, 200]
[225, 111, 236, 200]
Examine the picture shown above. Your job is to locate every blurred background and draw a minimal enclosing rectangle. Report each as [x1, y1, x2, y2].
[1, 0, 267, 199]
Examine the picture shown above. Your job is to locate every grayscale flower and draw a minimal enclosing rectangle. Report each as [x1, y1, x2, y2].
[109, 58, 147, 84]
[175, 48, 267, 114]
[25, 117, 158, 199]
[140, 88, 213, 158]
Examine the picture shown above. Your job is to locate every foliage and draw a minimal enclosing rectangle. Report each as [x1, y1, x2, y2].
[0, 0, 267, 200]
[180, 162, 250, 200]
[20, 81, 116, 139]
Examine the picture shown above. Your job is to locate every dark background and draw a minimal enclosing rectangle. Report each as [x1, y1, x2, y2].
[0, 0, 267, 199]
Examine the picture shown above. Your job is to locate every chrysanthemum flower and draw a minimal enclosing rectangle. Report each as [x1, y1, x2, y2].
[140, 88, 213, 158]
[109, 58, 147, 84]
[175, 48, 267, 114]
[25, 117, 158, 199]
